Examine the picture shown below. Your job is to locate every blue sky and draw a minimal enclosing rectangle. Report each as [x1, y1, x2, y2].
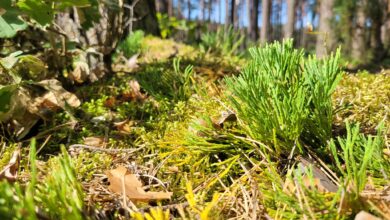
[172, 0, 318, 29]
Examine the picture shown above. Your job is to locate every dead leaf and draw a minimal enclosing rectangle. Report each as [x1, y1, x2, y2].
[83, 136, 105, 147]
[126, 54, 139, 70]
[0, 148, 21, 182]
[383, 149, 390, 157]
[354, 211, 381, 220]
[35, 79, 81, 109]
[121, 80, 147, 102]
[297, 156, 339, 193]
[104, 96, 117, 108]
[114, 120, 133, 134]
[0, 8, 6, 16]
[214, 111, 237, 128]
[70, 61, 90, 83]
[106, 166, 172, 202]
[112, 54, 139, 72]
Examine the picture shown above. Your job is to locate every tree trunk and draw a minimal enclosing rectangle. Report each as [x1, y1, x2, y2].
[55, 0, 159, 81]
[247, 0, 259, 41]
[201, 0, 205, 20]
[177, 0, 182, 18]
[284, 0, 296, 39]
[230, 0, 236, 27]
[260, 0, 271, 44]
[315, 0, 335, 58]
[187, 0, 191, 20]
[167, 0, 173, 17]
[156, 0, 168, 14]
[225, 0, 230, 26]
[208, 0, 212, 22]
[368, 0, 386, 61]
[351, 0, 366, 62]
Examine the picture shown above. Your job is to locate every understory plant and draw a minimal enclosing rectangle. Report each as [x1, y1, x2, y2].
[200, 26, 244, 57]
[0, 139, 85, 219]
[225, 40, 342, 154]
[329, 122, 389, 195]
[116, 30, 145, 58]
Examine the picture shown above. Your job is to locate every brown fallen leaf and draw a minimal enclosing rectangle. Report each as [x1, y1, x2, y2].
[35, 79, 81, 109]
[0, 8, 6, 16]
[214, 111, 237, 128]
[383, 149, 390, 158]
[0, 148, 21, 182]
[354, 211, 381, 220]
[106, 166, 172, 202]
[70, 61, 90, 83]
[297, 156, 339, 193]
[121, 80, 147, 102]
[114, 120, 134, 134]
[83, 136, 106, 147]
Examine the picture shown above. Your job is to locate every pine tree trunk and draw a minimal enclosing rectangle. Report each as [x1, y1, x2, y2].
[248, 0, 259, 41]
[230, 0, 236, 27]
[351, 0, 366, 62]
[284, 0, 296, 39]
[187, 0, 191, 19]
[225, 0, 230, 26]
[315, 0, 335, 58]
[261, 0, 271, 44]
[168, 0, 173, 17]
[201, 0, 205, 20]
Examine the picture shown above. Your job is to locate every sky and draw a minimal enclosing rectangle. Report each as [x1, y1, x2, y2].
[172, 0, 318, 29]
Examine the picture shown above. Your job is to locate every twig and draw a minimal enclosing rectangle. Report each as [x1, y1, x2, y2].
[68, 144, 145, 154]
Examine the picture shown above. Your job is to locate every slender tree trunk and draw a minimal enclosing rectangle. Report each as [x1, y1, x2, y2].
[315, 0, 335, 58]
[156, 0, 168, 14]
[219, 0, 222, 23]
[230, 0, 236, 27]
[248, 0, 259, 41]
[208, 0, 212, 22]
[201, 0, 205, 20]
[225, 0, 230, 26]
[368, 0, 386, 61]
[167, 0, 173, 17]
[284, 0, 296, 39]
[351, 0, 366, 62]
[187, 0, 191, 19]
[177, 0, 182, 18]
[261, 0, 271, 44]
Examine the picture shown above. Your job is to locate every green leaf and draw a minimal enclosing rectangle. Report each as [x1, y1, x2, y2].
[0, 0, 27, 38]
[17, 0, 54, 26]
[55, 0, 90, 10]
[0, 85, 17, 116]
[76, 0, 100, 29]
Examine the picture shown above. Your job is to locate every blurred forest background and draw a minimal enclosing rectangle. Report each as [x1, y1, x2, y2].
[153, 0, 390, 69]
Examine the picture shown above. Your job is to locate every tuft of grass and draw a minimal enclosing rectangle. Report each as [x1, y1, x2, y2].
[0, 139, 85, 219]
[116, 30, 145, 58]
[200, 26, 244, 58]
[225, 40, 342, 154]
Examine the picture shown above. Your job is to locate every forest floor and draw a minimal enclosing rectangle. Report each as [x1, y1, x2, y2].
[1, 37, 390, 219]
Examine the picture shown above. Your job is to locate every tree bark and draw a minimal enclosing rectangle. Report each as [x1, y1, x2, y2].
[284, 0, 296, 39]
[156, 0, 168, 14]
[167, 0, 173, 17]
[315, 0, 335, 58]
[260, 0, 271, 44]
[225, 0, 230, 26]
[368, 0, 386, 61]
[247, 0, 259, 41]
[351, 0, 366, 62]
[230, 0, 236, 27]
[187, 0, 191, 20]
[201, 0, 205, 20]
[55, 0, 159, 81]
